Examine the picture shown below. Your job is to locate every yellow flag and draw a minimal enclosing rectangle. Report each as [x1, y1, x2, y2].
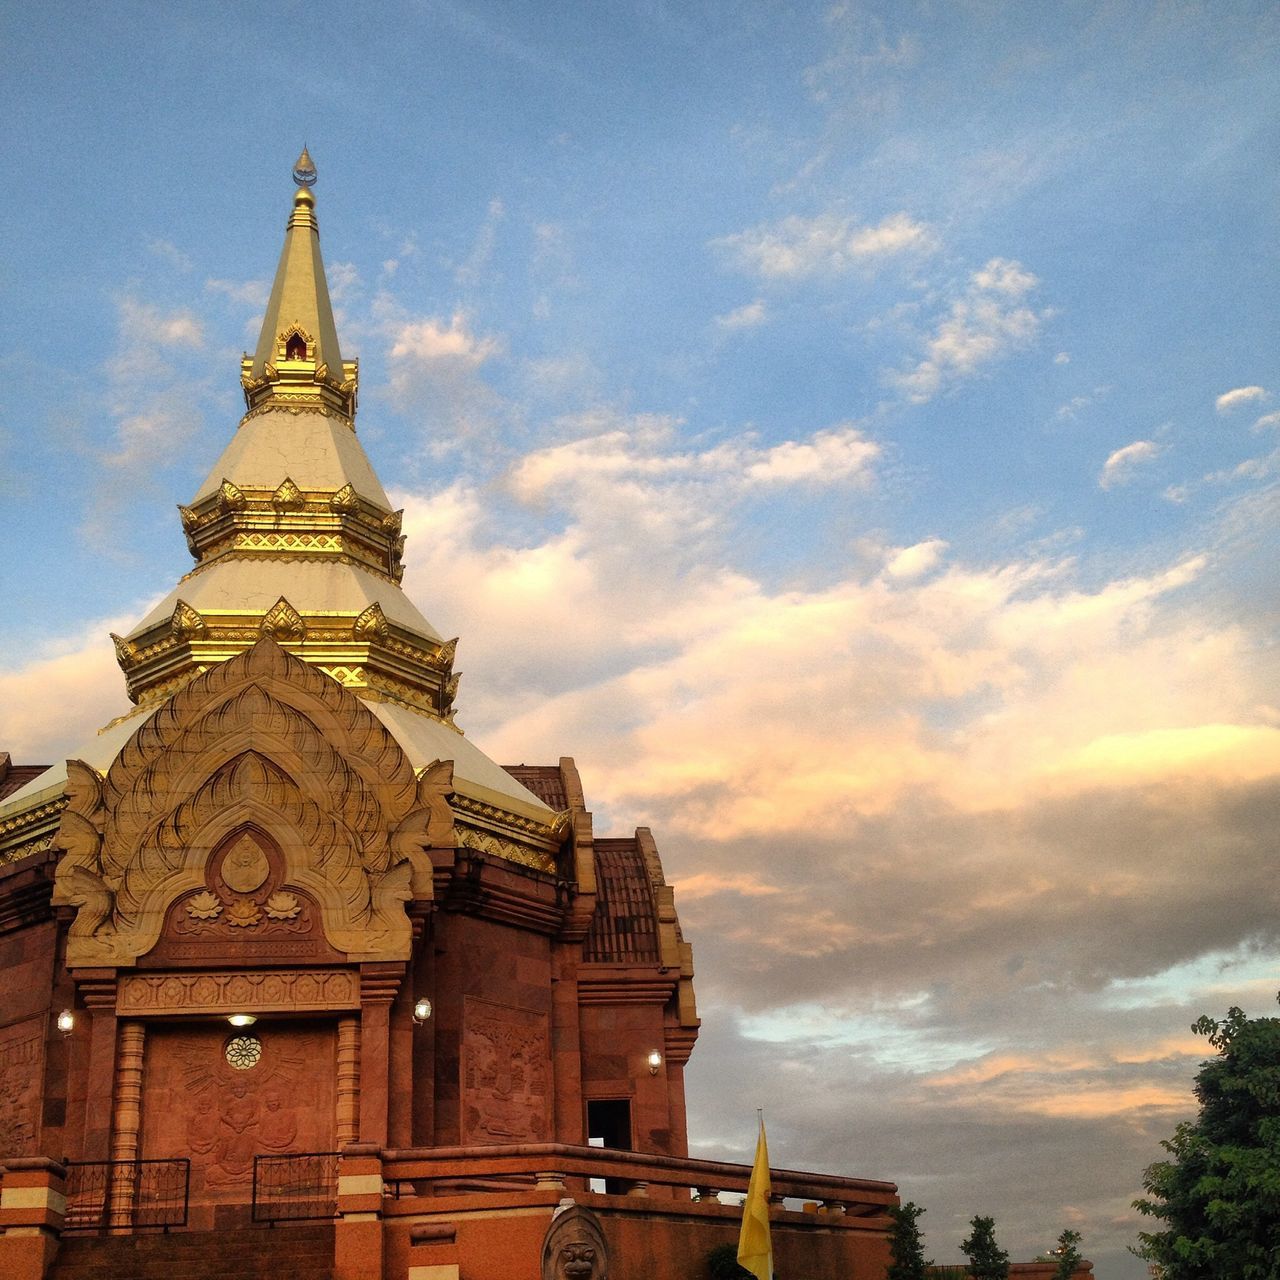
[737, 1118, 773, 1280]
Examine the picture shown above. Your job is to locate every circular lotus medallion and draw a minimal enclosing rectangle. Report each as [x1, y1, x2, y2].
[225, 1034, 263, 1071]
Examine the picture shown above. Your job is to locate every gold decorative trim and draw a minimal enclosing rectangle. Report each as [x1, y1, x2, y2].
[451, 793, 563, 843]
[0, 832, 56, 867]
[238, 401, 354, 429]
[261, 596, 306, 640]
[272, 477, 305, 511]
[0, 799, 65, 839]
[457, 825, 557, 874]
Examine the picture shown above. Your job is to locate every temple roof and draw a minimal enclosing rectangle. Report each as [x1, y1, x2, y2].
[1, 154, 555, 831]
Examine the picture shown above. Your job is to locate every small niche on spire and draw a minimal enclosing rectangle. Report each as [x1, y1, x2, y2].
[285, 333, 308, 361]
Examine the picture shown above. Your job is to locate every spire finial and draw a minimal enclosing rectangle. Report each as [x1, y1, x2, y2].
[292, 145, 317, 189]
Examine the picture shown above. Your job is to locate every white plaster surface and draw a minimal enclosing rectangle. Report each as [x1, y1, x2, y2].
[368, 700, 555, 821]
[128, 558, 443, 640]
[194, 412, 391, 508]
[0, 706, 158, 813]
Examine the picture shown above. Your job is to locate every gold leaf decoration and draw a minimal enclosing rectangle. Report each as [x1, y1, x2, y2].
[186, 890, 222, 921]
[171, 601, 206, 639]
[219, 479, 246, 511]
[330, 483, 358, 512]
[353, 603, 389, 641]
[272, 477, 305, 512]
[111, 633, 137, 665]
[178, 504, 200, 531]
[261, 597, 305, 641]
[435, 637, 458, 669]
[264, 891, 301, 920]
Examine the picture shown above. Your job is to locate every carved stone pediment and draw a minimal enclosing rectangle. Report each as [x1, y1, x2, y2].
[52, 637, 455, 968]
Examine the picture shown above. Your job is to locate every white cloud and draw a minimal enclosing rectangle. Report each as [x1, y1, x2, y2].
[1054, 351, 1070, 365]
[713, 211, 936, 280]
[1099, 439, 1160, 489]
[1253, 410, 1280, 432]
[507, 418, 879, 511]
[115, 297, 203, 351]
[390, 312, 501, 366]
[884, 538, 948, 581]
[204, 277, 269, 307]
[455, 198, 505, 285]
[326, 261, 361, 302]
[147, 238, 193, 272]
[714, 299, 767, 330]
[1215, 385, 1268, 413]
[887, 258, 1047, 403]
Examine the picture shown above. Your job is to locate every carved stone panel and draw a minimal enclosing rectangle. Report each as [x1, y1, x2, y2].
[0, 1017, 44, 1160]
[141, 1022, 336, 1204]
[461, 997, 551, 1144]
[119, 969, 360, 1016]
[52, 639, 453, 969]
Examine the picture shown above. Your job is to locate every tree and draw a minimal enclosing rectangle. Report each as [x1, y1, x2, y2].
[1051, 1228, 1083, 1280]
[887, 1201, 929, 1280]
[1134, 993, 1280, 1279]
[960, 1215, 1009, 1280]
[706, 1243, 753, 1279]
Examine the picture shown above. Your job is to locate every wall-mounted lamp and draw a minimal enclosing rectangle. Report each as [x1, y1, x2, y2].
[227, 1014, 257, 1028]
[56, 1010, 75, 1036]
[647, 1050, 663, 1075]
[412, 998, 433, 1025]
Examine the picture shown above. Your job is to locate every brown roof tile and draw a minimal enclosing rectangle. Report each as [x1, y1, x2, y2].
[503, 764, 568, 811]
[584, 838, 661, 964]
[0, 753, 52, 801]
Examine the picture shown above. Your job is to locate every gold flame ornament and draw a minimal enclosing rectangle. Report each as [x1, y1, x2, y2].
[292, 145, 317, 188]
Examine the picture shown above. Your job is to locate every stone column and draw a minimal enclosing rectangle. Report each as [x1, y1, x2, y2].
[78, 973, 118, 1162]
[336, 1016, 360, 1147]
[358, 964, 403, 1146]
[108, 1020, 145, 1231]
[0, 1157, 68, 1280]
[334, 1144, 384, 1280]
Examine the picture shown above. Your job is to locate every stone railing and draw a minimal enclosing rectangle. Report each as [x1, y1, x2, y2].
[380, 1141, 897, 1218]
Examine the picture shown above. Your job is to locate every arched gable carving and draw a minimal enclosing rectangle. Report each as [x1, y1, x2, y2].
[52, 637, 455, 968]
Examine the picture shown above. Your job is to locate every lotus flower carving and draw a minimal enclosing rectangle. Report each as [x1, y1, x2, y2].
[264, 891, 301, 920]
[186, 890, 223, 921]
[225, 898, 262, 928]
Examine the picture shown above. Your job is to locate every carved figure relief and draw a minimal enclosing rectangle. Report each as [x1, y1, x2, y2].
[156, 826, 328, 963]
[143, 1023, 334, 1199]
[541, 1204, 609, 1280]
[0, 1019, 43, 1160]
[462, 998, 551, 1143]
[51, 638, 457, 967]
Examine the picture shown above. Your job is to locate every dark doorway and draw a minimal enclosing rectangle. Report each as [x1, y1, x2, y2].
[587, 1099, 631, 1194]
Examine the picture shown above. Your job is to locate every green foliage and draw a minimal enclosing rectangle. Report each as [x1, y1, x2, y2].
[960, 1215, 1009, 1280]
[1051, 1228, 1082, 1279]
[706, 1243, 753, 1280]
[888, 1201, 929, 1280]
[1133, 993, 1280, 1279]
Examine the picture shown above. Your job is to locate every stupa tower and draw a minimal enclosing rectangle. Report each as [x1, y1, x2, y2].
[116, 151, 458, 733]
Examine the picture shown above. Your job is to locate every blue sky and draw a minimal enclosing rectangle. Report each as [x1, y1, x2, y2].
[2, 4, 1278, 1275]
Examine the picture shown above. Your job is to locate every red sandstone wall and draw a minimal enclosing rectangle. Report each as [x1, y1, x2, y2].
[0, 919, 59, 1162]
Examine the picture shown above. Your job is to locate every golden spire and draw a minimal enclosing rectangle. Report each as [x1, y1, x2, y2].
[240, 149, 358, 420]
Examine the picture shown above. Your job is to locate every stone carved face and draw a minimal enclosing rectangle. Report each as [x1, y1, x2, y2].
[556, 1243, 597, 1280]
[540, 1205, 607, 1280]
